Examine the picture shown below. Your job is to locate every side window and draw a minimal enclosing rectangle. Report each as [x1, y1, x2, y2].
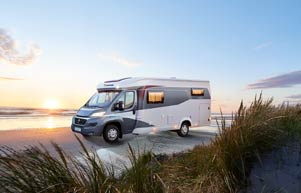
[116, 91, 135, 110]
[125, 91, 135, 109]
[191, 88, 205, 96]
[117, 94, 125, 103]
[147, 91, 164, 104]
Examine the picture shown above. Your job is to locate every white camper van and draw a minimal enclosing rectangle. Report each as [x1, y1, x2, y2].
[71, 77, 211, 143]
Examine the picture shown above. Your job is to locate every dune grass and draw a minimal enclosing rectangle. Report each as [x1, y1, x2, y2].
[159, 94, 301, 192]
[0, 136, 165, 193]
[0, 94, 300, 193]
[0, 137, 117, 193]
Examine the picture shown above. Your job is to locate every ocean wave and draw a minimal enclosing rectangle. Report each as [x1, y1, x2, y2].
[0, 107, 77, 117]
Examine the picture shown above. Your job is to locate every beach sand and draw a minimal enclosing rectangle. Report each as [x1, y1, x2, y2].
[0, 126, 217, 156]
[0, 126, 217, 174]
[0, 127, 84, 153]
[246, 140, 301, 193]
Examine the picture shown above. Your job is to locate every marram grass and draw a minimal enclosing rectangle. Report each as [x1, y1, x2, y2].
[0, 136, 164, 193]
[159, 94, 301, 193]
[0, 94, 300, 193]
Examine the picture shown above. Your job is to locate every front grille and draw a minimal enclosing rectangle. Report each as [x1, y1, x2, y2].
[88, 122, 97, 127]
[75, 117, 87, 125]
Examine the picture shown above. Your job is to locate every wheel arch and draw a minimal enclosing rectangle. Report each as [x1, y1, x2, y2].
[182, 120, 192, 127]
[179, 117, 192, 128]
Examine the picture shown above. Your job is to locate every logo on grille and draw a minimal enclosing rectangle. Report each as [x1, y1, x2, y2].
[76, 119, 81, 124]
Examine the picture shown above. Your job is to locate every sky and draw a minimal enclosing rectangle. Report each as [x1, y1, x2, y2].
[0, 0, 300, 112]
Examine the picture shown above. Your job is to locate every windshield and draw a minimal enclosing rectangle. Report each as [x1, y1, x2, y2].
[85, 91, 120, 107]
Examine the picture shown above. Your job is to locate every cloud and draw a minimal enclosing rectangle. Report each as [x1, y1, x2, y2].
[253, 41, 272, 50]
[247, 71, 301, 89]
[286, 94, 301, 99]
[0, 76, 23, 81]
[98, 52, 143, 67]
[0, 28, 41, 66]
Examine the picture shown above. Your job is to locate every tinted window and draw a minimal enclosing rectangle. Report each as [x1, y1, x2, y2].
[147, 91, 164, 104]
[191, 88, 205, 96]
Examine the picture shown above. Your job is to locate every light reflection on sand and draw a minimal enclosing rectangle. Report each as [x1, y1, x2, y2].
[0, 115, 72, 131]
[47, 116, 54, 129]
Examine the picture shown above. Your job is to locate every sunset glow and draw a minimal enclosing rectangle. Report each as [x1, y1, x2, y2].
[0, 1, 300, 113]
[43, 100, 60, 110]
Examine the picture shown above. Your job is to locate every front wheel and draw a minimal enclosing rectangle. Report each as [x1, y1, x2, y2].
[103, 125, 120, 143]
[177, 122, 190, 137]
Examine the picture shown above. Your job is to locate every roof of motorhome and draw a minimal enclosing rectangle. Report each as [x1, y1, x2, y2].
[97, 77, 210, 90]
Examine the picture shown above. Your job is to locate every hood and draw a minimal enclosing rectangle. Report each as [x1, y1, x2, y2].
[76, 107, 105, 117]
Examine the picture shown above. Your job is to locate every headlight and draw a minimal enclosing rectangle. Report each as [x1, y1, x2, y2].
[90, 112, 105, 117]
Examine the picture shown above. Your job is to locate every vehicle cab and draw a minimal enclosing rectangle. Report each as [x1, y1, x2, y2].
[71, 84, 137, 143]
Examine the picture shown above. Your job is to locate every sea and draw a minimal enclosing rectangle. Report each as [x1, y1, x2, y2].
[0, 107, 232, 131]
[0, 107, 76, 131]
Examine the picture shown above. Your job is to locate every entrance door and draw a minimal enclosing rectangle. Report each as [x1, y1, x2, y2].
[199, 102, 210, 126]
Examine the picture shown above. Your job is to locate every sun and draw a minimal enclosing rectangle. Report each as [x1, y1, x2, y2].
[43, 99, 60, 109]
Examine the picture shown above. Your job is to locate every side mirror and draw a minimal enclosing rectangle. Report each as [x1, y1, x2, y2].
[114, 101, 124, 111]
[118, 101, 124, 110]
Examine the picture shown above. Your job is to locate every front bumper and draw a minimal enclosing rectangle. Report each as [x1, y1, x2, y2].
[71, 116, 104, 136]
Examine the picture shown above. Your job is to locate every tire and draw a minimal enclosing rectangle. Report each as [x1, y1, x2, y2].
[177, 122, 190, 137]
[103, 125, 120, 143]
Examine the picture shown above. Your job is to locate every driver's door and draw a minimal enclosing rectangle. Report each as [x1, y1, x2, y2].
[114, 90, 137, 134]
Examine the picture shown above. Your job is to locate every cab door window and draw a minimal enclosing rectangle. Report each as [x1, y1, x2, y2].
[116, 91, 135, 110]
[125, 91, 135, 109]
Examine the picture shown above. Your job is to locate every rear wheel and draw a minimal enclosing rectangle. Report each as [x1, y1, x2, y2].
[103, 125, 120, 143]
[177, 122, 190, 137]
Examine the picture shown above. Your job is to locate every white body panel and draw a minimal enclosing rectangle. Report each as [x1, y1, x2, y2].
[133, 99, 211, 134]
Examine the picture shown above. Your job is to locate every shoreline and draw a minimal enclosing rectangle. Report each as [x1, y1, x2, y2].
[0, 126, 70, 132]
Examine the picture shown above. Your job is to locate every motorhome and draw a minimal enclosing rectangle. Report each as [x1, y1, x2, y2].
[71, 77, 211, 143]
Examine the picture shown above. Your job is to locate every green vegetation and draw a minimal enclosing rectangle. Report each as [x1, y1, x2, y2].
[160, 94, 301, 192]
[0, 94, 300, 193]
